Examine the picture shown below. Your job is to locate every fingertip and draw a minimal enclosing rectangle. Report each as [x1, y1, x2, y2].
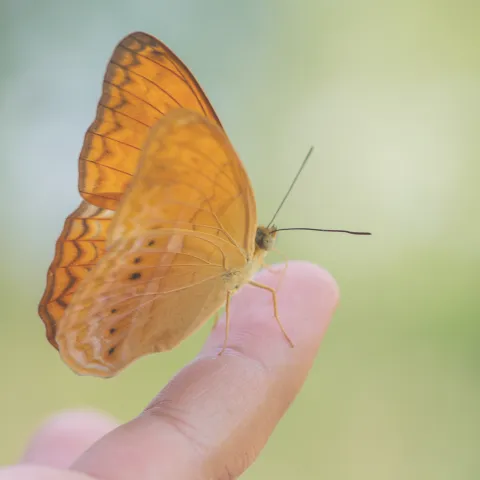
[21, 410, 118, 469]
[203, 261, 339, 365]
[71, 263, 341, 480]
[263, 260, 340, 311]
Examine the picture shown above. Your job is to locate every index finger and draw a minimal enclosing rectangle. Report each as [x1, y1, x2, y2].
[72, 261, 339, 480]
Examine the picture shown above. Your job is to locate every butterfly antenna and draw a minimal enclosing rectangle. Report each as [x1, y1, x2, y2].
[273, 227, 371, 235]
[267, 146, 314, 228]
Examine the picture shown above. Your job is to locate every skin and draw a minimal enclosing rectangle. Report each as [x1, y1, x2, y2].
[0, 261, 339, 480]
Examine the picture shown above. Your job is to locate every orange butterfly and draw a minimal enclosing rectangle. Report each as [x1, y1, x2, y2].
[39, 32, 290, 377]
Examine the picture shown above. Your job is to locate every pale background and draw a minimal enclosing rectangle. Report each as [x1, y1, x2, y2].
[1, 1, 479, 478]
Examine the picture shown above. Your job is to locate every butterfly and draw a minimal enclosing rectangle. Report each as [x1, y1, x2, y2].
[38, 32, 292, 377]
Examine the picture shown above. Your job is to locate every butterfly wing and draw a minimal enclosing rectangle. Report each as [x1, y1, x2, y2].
[38, 202, 114, 348]
[109, 108, 256, 253]
[40, 31, 223, 354]
[55, 109, 257, 377]
[56, 229, 242, 377]
[79, 32, 222, 211]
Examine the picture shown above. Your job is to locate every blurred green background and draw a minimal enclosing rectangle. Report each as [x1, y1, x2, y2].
[1, 0, 479, 478]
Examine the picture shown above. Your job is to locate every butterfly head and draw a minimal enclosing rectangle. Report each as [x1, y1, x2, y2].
[255, 225, 277, 252]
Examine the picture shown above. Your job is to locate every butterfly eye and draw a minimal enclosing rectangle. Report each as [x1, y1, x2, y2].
[108, 346, 116, 356]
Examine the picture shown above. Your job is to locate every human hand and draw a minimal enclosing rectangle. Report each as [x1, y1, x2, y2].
[1, 262, 338, 479]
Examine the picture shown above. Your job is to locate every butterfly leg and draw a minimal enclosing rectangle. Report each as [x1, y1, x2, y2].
[219, 291, 232, 355]
[248, 280, 295, 348]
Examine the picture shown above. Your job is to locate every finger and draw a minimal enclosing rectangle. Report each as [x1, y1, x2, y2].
[72, 261, 339, 480]
[0, 465, 93, 479]
[20, 410, 118, 469]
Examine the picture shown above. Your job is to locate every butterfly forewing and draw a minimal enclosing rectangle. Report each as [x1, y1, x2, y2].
[109, 109, 256, 255]
[55, 110, 256, 376]
[79, 32, 222, 211]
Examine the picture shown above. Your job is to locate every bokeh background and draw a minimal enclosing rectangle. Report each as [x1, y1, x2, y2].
[1, 1, 479, 478]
